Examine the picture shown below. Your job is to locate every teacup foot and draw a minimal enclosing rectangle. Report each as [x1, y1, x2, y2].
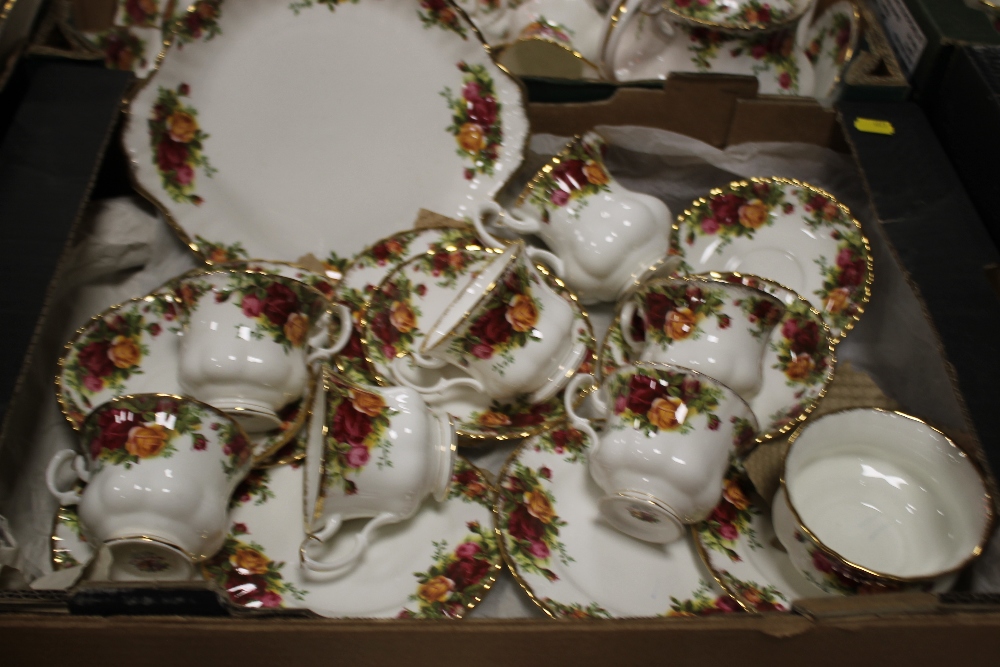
[598, 492, 684, 544]
[211, 399, 283, 433]
[105, 537, 195, 581]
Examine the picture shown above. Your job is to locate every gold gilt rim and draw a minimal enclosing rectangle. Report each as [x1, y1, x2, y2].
[51, 503, 86, 571]
[599, 270, 837, 446]
[118, 0, 533, 266]
[663, 0, 815, 33]
[781, 407, 998, 584]
[980, 0, 1000, 11]
[0, 0, 17, 36]
[670, 176, 874, 346]
[494, 35, 603, 78]
[357, 247, 598, 442]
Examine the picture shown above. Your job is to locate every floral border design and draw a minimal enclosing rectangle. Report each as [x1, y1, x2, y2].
[399, 520, 500, 618]
[519, 16, 573, 45]
[792, 530, 916, 596]
[805, 10, 852, 66]
[419, 0, 469, 38]
[202, 523, 306, 608]
[673, 0, 792, 28]
[290, 0, 358, 15]
[322, 382, 397, 496]
[636, 282, 730, 346]
[664, 579, 742, 616]
[442, 62, 502, 178]
[544, 599, 613, 619]
[771, 300, 830, 386]
[172, 0, 223, 45]
[467, 394, 565, 437]
[53, 507, 86, 571]
[719, 572, 789, 612]
[449, 260, 543, 376]
[680, 179, 787, 251]
[410, 228, 483, 288]
[120, 0, 159, 27]
[230, 468, 274, 508]
[97, 28, 148, 72]
[334, 286, 376, 384]
[365, 271, 425, 368]
[528, 425, 588, 464]
[449, 458, 494, 507]
[607, 369, 725, 438]
[696, 465, 761, 562]
[499, 462, 572, 582]
[523, 135, 611, 222]
[63, 295, 179, 412]
[735, 292, 785, 340]
[196, 237, 248, 264]
[149, 83, 216, 206]
[687, 28, 799, 92]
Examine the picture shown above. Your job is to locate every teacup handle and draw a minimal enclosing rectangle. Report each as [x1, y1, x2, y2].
[390, 354, 486, 396]
[602, 0, 676, 80]
[563, 374, 604, 455]
[475, 202, 565, 278]
[307, 304, 353, 369]
[616, 300, 646, 364]
[45, 449, 90, 505]
[299, 511, 400, 574]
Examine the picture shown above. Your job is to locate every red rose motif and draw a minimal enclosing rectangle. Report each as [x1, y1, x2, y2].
[446, 556, 491, 590]
[751, 43, 768, 59]
[550, 189, 570, 206]
[422, 0, 447, 10]
[838, 258, 866, 287]
[90, 408, 133, 458]
[331, 400, 372, 447]
[462, 81, 482, 101]
[156, 139, 189, 173]
[752, 298, 781, 325]
[714, 596, 741, 613]
[811, 548, 834, 573]
[470, 343, 494, 359]
[148, 322, 162, 336]
[718, 522, 738, 540]
[551, 159, 587, 192]
[709, 194, 746, 227]
[262, 282, 299, 327]
[510, 405, 547, 427]
[174, 164, 194, 186]
[370, 310, 397, 345]
[643, 291, 672, 330]
[78, 340, 115, 378]
[629, 309, 646, 342]
[805, 194, 827, 212]
[680, 377, 702, 402]
[257, 590, 283, 608]
[701, 217, 720, 234]
[624, 373, 660, 415]
[468, 96, 498, 128]
[528, 540, 551, 559]
[710, 501, 737, 524]
[224, 572, 268, 606]
[789, 319, 819, 354]
[455, 468, 479, 488]
[506, 505, 544, 542]
[778, 72, 792, 89]
[468, 306, 512, 348]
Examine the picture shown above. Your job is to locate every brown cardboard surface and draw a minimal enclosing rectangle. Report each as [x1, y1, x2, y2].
[3, 613, 1000, 666]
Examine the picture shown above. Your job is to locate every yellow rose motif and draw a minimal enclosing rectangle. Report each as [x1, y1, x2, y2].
[390, 301, 417, 334]
[418, 575, 454, 603]
[647, 396, 684, 430]
[524, 489, 556, 523]
[167, 110, 198, 143]
[136, 0, 157, 18]
[477, 411, 511, 428]
[108, 335, 141, 369]
[385, 239, 404, 256]
[738, 200, 769, 229]
[784, 354, 816, 381]
[742, 587, 762, 605]
[231, 547, 270, 576]
[824, 287, 851, 314]
[506, 294, 538, 333]
[448, 253, 466, 270]
[744, 7, 760, 22]
[822, 201, 840, 220]
[197, 1, 217, 18]
[351, 390, 386, 417]
[125, 424, 170, 458]
[780, 35, 794, 57]
[208, 248, 230, 264]
[583, 161, 609, 186]
[665, 307, 697, 340]
[457, 122, 486, 153]
[723, 477, 750, 511]
[283, 312, 308, 346]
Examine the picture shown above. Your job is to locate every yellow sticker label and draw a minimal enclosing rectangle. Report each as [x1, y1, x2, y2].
[854, 118, 895, 136]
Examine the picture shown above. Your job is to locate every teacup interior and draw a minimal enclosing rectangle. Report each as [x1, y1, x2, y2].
[785, 409, 990, 578]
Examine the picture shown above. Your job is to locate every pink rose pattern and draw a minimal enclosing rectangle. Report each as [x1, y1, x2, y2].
[442, 62, 503, 178]
[322, 381, 396, 497]
[522, 134, 612, 222]
[499, 462, 570, 582]
[687, 27, 799, 93]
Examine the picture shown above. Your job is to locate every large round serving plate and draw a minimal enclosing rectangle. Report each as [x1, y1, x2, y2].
[123, 0, 528, 266]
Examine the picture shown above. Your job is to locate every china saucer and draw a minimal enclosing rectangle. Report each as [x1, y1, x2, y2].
[692, 463, 957, 609]
[802, 0, 860, 101]
[672, 177, 871, 342]
[56, 291, 314, 464]
[51, 457, 502, 618]
[335, 227, 485, 385]
[362, 249, 597, 441]
[599, 273, 836, 445]
[604, 0, 816, 95]
[123, 0, 527, 265]
[496, 425, 741, 617]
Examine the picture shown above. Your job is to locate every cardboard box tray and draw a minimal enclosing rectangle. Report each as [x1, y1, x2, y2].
[3, 62, 1000, 663]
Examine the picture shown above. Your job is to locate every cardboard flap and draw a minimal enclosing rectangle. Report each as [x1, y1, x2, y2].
[794, 592, 940, 619]
[527, 74, 760, 146]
